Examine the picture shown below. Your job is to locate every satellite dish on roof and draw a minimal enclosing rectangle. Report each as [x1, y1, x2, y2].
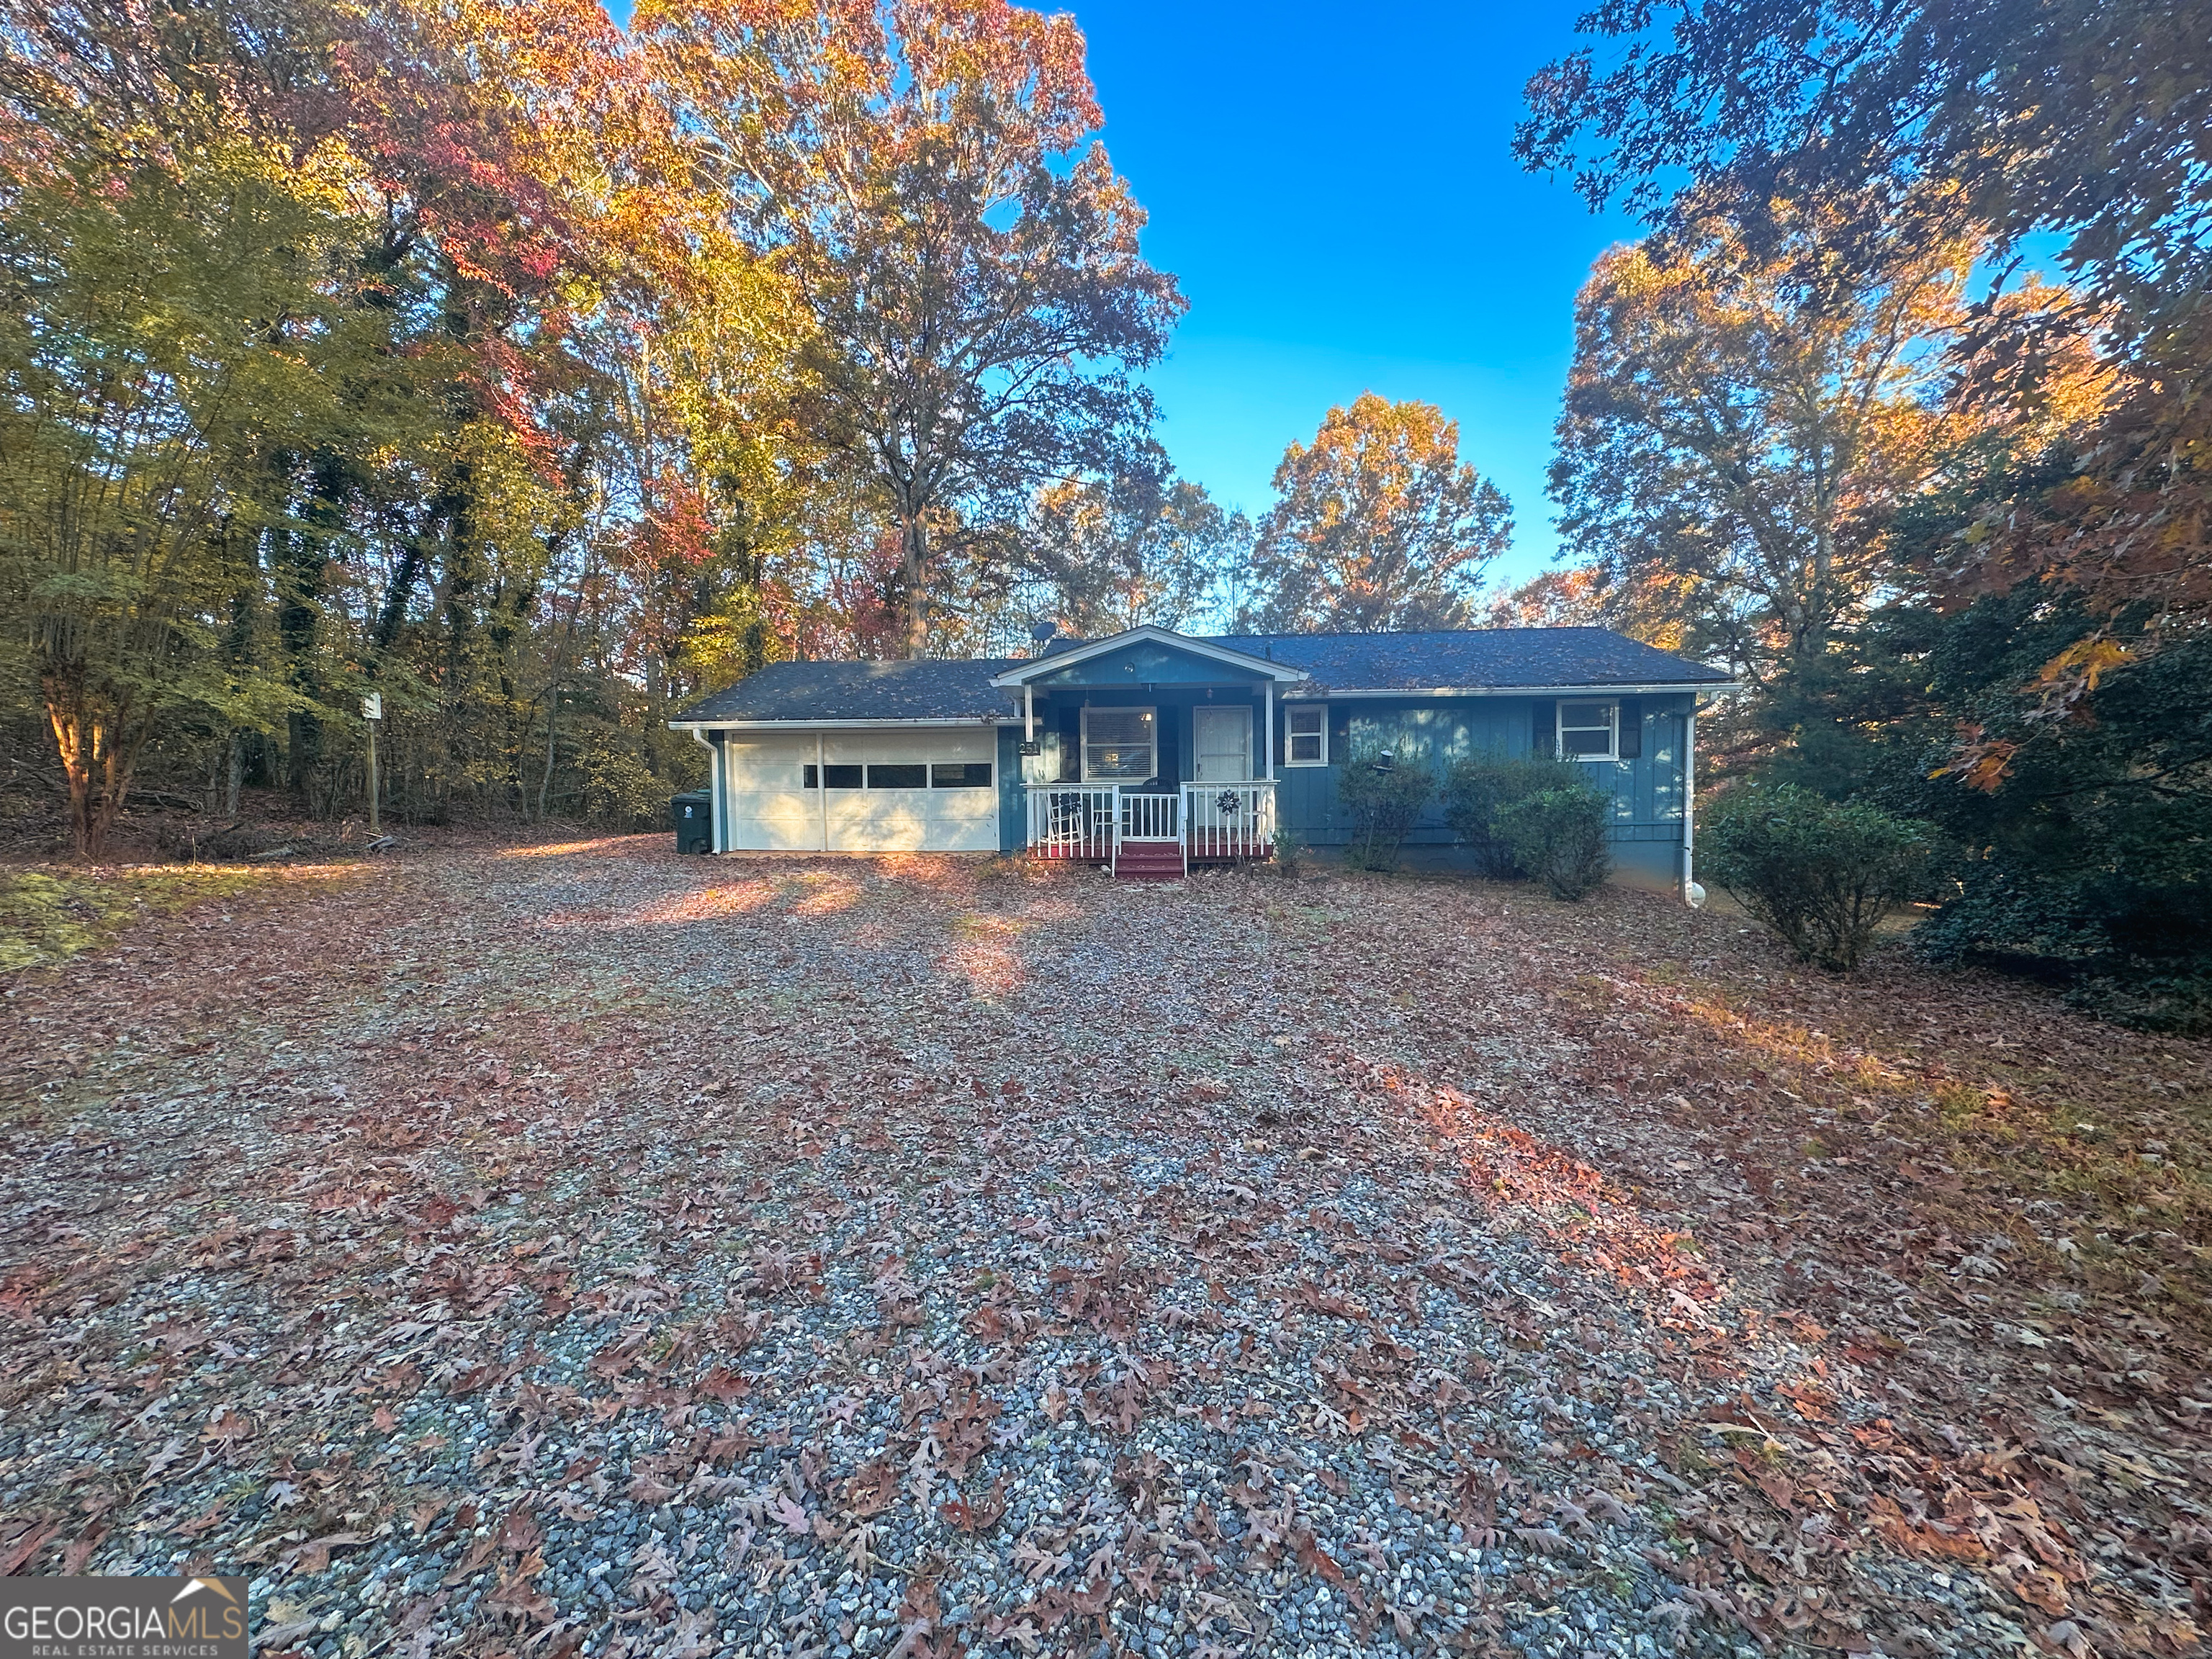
[1029, 620, 1057, 644]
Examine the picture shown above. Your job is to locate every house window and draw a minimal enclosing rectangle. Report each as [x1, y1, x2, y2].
[1082, 707, 1155, 781]
[1557, 700, 1619, 760]
[932, 762, 993, 788]
[1285, 705, 1328, 765]
[867, 763, 928, 789]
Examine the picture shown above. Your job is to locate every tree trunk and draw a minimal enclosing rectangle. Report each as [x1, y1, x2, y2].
[42, 682, 134, 863]
[225, 732, 243, 819]
[536, 684, 558, 822]
[901, 508, 930, 660]
[374, 538, 424, 649]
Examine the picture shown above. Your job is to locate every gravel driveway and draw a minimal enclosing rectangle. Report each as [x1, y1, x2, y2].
[1, 838, 2203, 1659]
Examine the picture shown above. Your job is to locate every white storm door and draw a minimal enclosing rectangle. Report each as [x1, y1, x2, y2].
[1193, 705, 1252, 782]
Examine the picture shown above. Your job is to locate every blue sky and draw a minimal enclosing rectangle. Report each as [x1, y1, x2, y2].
[1071, 0, 1645, 586]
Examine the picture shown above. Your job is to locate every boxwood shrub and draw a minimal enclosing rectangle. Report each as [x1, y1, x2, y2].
[1704, 783, 1933, 973]
[1443, 752, 1594, 880]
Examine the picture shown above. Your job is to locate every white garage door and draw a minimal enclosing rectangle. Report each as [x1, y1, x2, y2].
[721, 729, 1001, 853]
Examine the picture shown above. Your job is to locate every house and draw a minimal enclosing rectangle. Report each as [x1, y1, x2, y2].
[668, 625, 1735, 893]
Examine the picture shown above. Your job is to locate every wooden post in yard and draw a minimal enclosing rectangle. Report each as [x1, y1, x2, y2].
[362, 692, 382, 835]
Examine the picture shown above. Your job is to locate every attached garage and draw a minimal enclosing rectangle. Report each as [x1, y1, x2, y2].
[720, 728, 1000, 853]
[671, 658, 1024, 855]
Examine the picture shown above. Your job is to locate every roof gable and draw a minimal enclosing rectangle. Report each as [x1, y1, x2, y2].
[1021, 638, 1280, 689]
[989, 626, 1304, 687]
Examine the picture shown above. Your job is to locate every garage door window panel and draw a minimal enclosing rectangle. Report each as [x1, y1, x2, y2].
[933, 763, 993, 788]
[868, 763, 928, 788]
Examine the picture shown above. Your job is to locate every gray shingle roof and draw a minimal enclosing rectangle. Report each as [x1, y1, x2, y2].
[1204, 629, 1732, 691]
[675, 658, 1020, 723]
[675, 629, 1729, 723]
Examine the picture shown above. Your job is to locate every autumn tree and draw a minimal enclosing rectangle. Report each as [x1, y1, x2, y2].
[0, 0, 381, 858]
[1515, 0, 2206, 333]
[1478, 565, 1699, 653]
[1020, 466, 1246, 639]
[639, 0, 1184, 658]
[0, 150, 361, 859]
[1517, 0, 2211, 745]
[1550, 201, 2108, 684]
[1244, 393, 1511, 634]
[0, 0, 708, 848]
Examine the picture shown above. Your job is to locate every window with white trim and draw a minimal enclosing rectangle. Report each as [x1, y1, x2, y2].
[1285, 705, 1328, 765]
[1082, 706, 1155, 781]
[1557, 699, 1619, 760]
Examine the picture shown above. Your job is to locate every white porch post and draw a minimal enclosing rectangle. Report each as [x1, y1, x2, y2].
[1024, 683, 1034, 745]
[1263, 682, 1274, 780]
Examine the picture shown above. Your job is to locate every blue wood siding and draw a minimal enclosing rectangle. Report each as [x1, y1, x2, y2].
[1272, 694, 1692, 848]
[999, 688, 1696, 858]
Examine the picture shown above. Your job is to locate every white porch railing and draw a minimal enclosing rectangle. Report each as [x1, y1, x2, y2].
[1184, 781, 1277, 861]
[1120, 791, 1180, 842]
[1025, 784, 1118, 861]
[1024, 781, 1277, 866]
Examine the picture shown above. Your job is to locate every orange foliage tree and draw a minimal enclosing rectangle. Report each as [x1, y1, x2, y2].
[1245, 393, 1513, 634]
[636, 0, 1184, 657]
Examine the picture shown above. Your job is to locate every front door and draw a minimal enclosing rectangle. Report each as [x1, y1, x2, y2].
[1193, 705, 1252, 782]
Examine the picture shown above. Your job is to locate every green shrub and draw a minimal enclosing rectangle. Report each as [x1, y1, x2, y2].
[1339, 746, 1434, 871]
[1704, 784, 1933, 972]
[1443, 751, 1591, 878]
[1493, 783, 1611, 901]
[1916, 862, 2212, 1033]
[579, 729, 678, 827]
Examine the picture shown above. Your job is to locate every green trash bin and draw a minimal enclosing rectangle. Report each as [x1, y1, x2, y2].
[672, 789, 712, 855]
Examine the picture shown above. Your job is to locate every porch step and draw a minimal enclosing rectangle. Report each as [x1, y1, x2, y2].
[1114, 844, 1185, 881]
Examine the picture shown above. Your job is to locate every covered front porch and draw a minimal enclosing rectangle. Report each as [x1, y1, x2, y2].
[989, 629, 1308, 879]
[1023, 779, 1277, 876]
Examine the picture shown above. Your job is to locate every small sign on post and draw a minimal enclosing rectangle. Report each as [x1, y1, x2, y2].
[361, 692, 382, 833]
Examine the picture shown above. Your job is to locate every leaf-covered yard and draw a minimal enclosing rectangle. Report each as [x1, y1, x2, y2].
[1, 840, 2206, 1659]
